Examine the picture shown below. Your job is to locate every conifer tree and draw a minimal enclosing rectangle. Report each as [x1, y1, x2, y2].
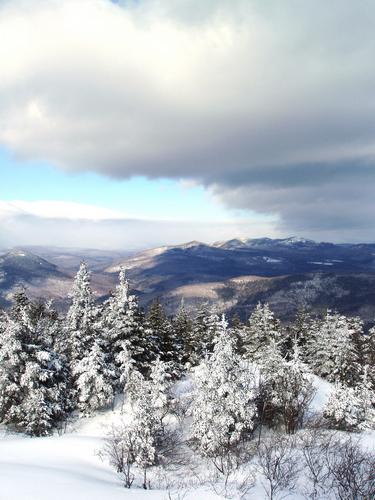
[64, 262, 99, 367]
[0, 294, 69, 435]
[242, 302, 281, 361]
[73, 339, 115, 415]
[191, 303, 219, 362]
[191, 315, 258, 470]
[172, 300, 193, 367]
[324, 369, 375, 432]
[145, 299, 180, 375]
[307, 312, 361, 385]
[258, 341, 315, 433]
[104, 268, 148, 382]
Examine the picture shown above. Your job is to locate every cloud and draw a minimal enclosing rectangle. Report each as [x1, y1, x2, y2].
[0, 0, 375, 240]
[0, 200, 280, 250]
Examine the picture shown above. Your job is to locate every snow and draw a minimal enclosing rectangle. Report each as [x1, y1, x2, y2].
[263, 257, 282, 263]
[310, 375, 333, 412]
[0, 411, 220, 500]
[308, 261, 334, 266]
[0, 374, 373, 499]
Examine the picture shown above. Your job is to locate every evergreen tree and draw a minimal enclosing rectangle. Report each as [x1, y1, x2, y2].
[191, 303, 219, 362]
[64, 262, 99, 367]
[324, 373, 375, 432]
[73, 339, 115, 415]
[104, 268, 148, 382]
[362, 326, 375, 390]
[191, 315, 258, 470]
[284, 308, 314, 359]
[242, 302, 282, 361]
[172, 300, 193, 367]
[0, 294, 69, 435]
[307, 312, 361, 385]
[145, 299, 180, 376]
[258, 341, 315, 433]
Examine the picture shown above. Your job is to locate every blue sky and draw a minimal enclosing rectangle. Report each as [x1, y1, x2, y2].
[0, 146, 232, 222]
[1, 0, 374, 247]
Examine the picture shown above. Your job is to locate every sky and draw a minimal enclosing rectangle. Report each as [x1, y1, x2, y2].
[1, 0, 375, 249]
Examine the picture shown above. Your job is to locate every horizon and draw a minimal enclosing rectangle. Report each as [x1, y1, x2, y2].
[2, 0, 375, 247]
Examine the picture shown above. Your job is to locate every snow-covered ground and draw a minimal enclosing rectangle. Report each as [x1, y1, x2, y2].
[0, 378, 374, 500]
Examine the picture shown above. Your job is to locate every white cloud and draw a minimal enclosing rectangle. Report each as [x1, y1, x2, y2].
[0, 200, 128, 220]
[0, 199, 280, 250]
[0, 0, 375, 240]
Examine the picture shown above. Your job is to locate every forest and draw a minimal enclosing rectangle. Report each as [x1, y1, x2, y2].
[0, 262, 374, 499]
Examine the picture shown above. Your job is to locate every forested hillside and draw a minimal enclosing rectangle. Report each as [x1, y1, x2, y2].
[0, 263, 374, 498]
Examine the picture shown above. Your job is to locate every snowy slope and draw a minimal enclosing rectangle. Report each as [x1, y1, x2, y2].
[0, 406, 220, 500]
[0, 378, 374, 500]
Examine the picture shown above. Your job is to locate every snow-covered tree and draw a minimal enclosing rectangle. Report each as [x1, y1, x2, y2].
[242, 303, 282, 361]
[192, 304, 220, 361]
[0, 316, 28, 423]
[120, 367, 172, 488]
[64, 262, 100, 367]
[73, 339, 115, 415]
[103, 268, 148, 382]
[0, 294, 70, 435]
[361, 326, 375, 390]
[172, 300, 193, 367]
[149, 357, 172, 428]
[324, 368, 375, 431]
[145, 299, 180, 376]
[307, 312, 361, 385]
[17, 346, 69, 436]
[284, 309, 314, 359]
[191, 315, 258, 472]
[259, 341, 315, 433]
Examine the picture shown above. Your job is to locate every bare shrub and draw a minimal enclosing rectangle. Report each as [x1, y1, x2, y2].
[298, 428, 336, 499]
[325, 437, 375, 499]
[257, 433, 301, 500]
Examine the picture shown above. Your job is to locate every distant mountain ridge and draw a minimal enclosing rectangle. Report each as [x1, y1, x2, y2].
[2, 238, 375, 322]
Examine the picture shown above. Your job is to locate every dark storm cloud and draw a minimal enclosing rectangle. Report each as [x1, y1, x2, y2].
[1, 0, 375, 241]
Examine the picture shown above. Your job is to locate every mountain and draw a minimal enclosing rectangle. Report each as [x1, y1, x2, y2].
[106, 237, 375, 322]
[2, 238, 375, 322]
[0, 248, 118, 309]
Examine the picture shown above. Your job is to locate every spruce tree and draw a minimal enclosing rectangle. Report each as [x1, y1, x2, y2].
[0, 294, 70, 435]
[73, 339, 115, 415]
[103, 268, 148, 382]
[64, 262, 99, 367]
[307, 312, 361, 385]
[191, 303, 219, 362]
[172, 300, 193, 367]
[191, 315, 258, 469]
[242, 302, 281, 361]
[145, 299, 180, 376]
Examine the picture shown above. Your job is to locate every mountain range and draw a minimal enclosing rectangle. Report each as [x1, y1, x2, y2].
[2, 237, 375, 323]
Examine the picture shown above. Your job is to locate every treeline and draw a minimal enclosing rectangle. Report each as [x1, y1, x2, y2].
[0, 262, 374, 439]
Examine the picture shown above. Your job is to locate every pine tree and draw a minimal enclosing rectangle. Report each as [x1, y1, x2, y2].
[362, 326, 375, 390]
[73, 339, 115, 415]
[149, 357, 172, 428]
[123, 367, 169, 488]
[191, 315, 258, 471]
[0, 294, 70, 435]
[145, 299, 180, 376]
[258, 341, 315, 433]
[284, 308, 314, 359]
[307, 312, 361, 385]
[191, 303, 219, 362]
[18, 345, 70, 436]
[64, 262, 99, 367]
[103, 268, 148, 382]
[172, 300, 193, 367]
[0, 316, 28, 423]
[242, 302, 282, 361]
